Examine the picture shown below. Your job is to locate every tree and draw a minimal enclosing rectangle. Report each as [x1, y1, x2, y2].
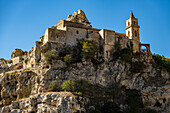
[81, 39, 99, 59]
[64, 54, 72, 64]
[61, 80, 75, 92]
[48, 80, 60, 91]
[153, 53, 170, 73]
[45, 49, 59, 64]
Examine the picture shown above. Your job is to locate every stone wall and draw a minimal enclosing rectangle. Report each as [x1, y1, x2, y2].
[11, 56, 22, 65]
[99, 29, 132, 57]
[65, 27, 88, 45]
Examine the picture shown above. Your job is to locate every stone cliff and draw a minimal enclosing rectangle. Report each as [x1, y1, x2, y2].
[0, 43, 169, 113]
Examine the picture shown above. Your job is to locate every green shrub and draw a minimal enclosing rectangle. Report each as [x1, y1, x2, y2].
[77, 92, 83, 96]
[153, 54, 163, 66]
[8, 60, 13, 64]
[48, 80, 60, 91]
[59, 47, 70, 57]
[10, 72, 16, 76]
[23, 68, 30, 71]
[38, 69, 40, 74]
[130, 61, 145, 73]
[32, 84, 35, 88]
[112, 48, 133, 63]
[61, 80, 75, 92]
[81, 39, 99, 59]
[153, 54, 170, 73]
[120, 48, 133, 63]
[24, 59, 28, 64]
[64, 54, 72, 64]
[45, 49, 59, 64]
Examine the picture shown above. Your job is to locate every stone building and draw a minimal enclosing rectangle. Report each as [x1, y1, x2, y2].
[11, 49, 27, 65]
[41, 10, 151, 58]
[10, 10, 151, 69]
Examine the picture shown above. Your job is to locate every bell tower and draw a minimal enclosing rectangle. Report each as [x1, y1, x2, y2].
[125, 11, 140, 42]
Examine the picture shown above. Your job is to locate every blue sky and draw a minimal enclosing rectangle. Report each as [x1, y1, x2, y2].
[0, 0, 170, 60]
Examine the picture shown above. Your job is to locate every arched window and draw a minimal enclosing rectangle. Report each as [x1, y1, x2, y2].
[118, 36, 122, 43]
[141, 46, 147, 52]
[128, 22, 130, 26]
[134, 31, 137, 37]
[128, 31, 130, 37]
[76, 30, 79, 34]
[134, 21, 136, 25]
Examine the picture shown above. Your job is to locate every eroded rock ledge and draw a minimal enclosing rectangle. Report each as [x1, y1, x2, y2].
[0, 92, 86, 113]
[0, 58, 169, 113]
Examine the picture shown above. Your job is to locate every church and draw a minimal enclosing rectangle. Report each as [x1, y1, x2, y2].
[40, 10, 151, 58]
[11, 10, 152, 68]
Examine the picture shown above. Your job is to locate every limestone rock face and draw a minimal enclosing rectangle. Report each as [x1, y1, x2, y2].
[0, 92, 87, 113]
[0, 58, 10, 73]
[38, 59, 170, 113]
[0, 52, 169, 112]
[66, 10, 91, 25]
[0, 70, 38, 107]
[11, 49, 27, 58]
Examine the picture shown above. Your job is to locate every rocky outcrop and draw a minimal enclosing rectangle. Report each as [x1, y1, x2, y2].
[0, 59, 10, 74]
[0, 70, 38, 107]
[38, 58, 170, 113]
[11, 49, 27, 58]
[0, 92, 87, 113]
[0, 54, 169, 112]
[66, 10, 91, 25]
